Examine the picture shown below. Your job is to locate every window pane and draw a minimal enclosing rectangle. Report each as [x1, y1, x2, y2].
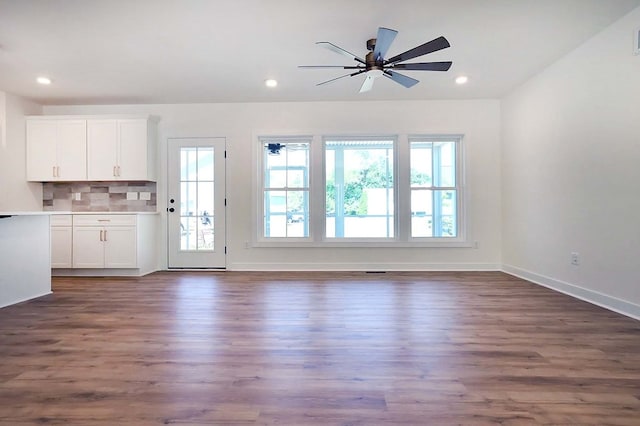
[287, 144, 309, 167]
[287, 169, 305, 188]
[181, 148, 197, 181]
[434, 190, 457, 237]
[181, 182, 197, 216]
[268, 170, 287, 188]
[325, 140, 394, 238]
[181, 216, 198, 250]
[198, 215, 214, 250]
[410, 142, 432, 187]
[435, 142, 456, 187]
[411, 189, 433, 237]
[264, 191, 286, 237]
[286, 191, 308, 237]
[197, 148, 214, 181]
[197, 182, 214, 216]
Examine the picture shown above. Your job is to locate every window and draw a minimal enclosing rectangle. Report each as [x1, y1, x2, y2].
[261, 138, 310, 238]
[180, 146, 214, 250]
[410, 138, 459, 238]
[325, 138, 394, 238]
[256, 134, 465, 246]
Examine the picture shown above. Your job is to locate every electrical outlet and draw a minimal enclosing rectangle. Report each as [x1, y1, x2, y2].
[126, 192, 138, 201]
[571, 252, 580, 266]
[139, 192, 151, 201]
[74, 192, 81, 201]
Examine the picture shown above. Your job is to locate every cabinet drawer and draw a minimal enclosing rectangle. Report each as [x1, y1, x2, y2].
[73, 214, 137, 227]
[50, 215, 72, 226]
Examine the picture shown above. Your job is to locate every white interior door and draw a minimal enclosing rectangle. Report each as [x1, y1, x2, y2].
[167, 138, 226, 268]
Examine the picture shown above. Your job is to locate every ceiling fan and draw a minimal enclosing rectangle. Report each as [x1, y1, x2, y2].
[299, 27, 452, 93]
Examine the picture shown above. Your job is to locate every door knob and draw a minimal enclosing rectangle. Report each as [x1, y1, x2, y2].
[168, 207, 175, 213]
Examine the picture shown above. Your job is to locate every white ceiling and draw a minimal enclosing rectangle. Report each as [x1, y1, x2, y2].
[1, 0, 639, 105]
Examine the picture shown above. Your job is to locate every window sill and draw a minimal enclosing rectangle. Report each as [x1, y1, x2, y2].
[250, 240, 473, 249]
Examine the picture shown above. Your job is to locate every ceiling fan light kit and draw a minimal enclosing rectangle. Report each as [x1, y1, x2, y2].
[300, 27, 453, 92]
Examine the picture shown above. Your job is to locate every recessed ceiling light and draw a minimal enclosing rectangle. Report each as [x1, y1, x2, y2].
[265, 79, 278, 88]
[455, 76, 468, 85]
[36, 76, 52, 85]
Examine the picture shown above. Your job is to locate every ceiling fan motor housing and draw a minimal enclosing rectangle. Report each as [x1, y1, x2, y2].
[365, 39, 384, 74]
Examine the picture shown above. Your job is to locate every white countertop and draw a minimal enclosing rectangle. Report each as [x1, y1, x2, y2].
[0, 211, 71, 216]
[0, 211, 159, 216]
[66, 211, 160, 215]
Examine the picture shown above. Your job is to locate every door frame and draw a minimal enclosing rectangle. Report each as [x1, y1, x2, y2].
[166, 137, 227, 269]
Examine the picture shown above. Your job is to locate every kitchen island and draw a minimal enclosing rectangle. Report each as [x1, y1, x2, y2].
[0, 212, 55, 308]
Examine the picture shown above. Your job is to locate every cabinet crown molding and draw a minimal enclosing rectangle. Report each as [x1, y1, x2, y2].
[26, 114, 160, 122]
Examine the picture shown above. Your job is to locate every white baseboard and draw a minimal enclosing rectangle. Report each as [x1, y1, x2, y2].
[228, 262, 501, 271]
[502, 264, 640, 321]
[52, 268, 158, 277]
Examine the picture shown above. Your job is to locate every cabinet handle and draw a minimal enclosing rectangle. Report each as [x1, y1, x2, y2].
[104, 230, 107, 241]
[113, 166, 117, 177]
[117, 165, 121, 177]
[53, 166, 57, 177]
[99, 230, 103, 241]
[57, 166, 60, 177]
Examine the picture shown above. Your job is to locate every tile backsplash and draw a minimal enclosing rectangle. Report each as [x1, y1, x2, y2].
[43, 182, 157, 212]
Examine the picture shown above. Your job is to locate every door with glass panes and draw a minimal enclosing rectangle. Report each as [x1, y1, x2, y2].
[167, 138, 226, 268]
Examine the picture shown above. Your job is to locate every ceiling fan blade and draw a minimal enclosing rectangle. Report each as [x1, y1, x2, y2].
[392, 61, 452, 71]
[385, 36, 450, 65]
[383, 71, 419, 88]
[373, 27, 398, 61]
[299, 65, 363, 69]
[317, 42, 365, 64]
[359, 74, 376, 93]
[316, 69, 366, 86]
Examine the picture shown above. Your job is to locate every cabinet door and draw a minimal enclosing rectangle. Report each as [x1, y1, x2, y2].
[26, 120, 58, 181]
[118, 119, 148, 180]
[56, 120, 87, 180]
[51, 227, 73, 268]
[104, 226, 137, 268]
[87, 119, 119, 180]
[72, 227, 105, 268]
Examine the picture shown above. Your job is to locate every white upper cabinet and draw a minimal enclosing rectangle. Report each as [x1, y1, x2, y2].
[26, 119, 87, 181]
[87, 118, 157, 181]
[26, 115, 158, 182]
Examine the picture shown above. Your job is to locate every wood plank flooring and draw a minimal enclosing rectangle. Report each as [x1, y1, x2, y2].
[0, 271, 639, 425]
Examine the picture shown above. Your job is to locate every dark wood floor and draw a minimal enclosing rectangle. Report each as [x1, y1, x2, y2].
[0, 271, 639, 425]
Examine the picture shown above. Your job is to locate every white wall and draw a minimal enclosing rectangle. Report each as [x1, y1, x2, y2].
[45, 99, 502, 271]
[502, 7, 640, 318]
[0, 91, 43, 211]
[0, 215, 51, 308]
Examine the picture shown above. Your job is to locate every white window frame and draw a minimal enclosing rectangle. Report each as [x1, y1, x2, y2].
[407, 135, 467, 245]
[256, 135, 313, 243]
[253, 133, 469, 248]
[322, 135, 398, 243]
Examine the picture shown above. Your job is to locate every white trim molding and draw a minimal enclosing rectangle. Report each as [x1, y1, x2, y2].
[229, 262, 500, 272]
[502, 264, 640, 321]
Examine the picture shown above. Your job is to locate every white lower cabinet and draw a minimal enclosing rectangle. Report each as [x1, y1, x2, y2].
[51, 215, 73, 268]
[51, 213, 157, 276]
[72, 215, 137, 269]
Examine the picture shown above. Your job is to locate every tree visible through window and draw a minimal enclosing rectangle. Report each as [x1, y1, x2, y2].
[257, 134, 464, 244]
[325, 139, 394, 238]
